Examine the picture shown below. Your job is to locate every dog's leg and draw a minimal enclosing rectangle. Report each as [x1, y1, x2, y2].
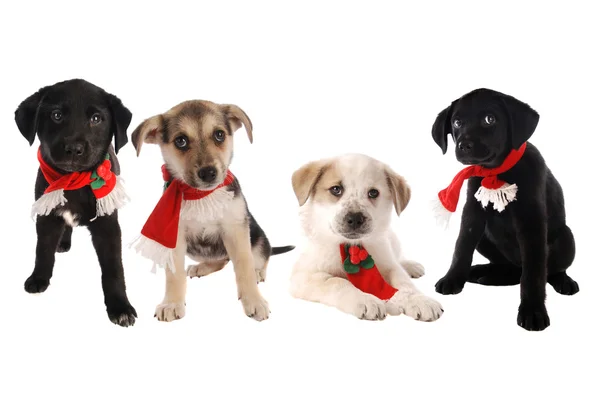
[388, 232, 425, 278]
[222, 223, 270, 321]
[57, 226, 72, 253]
[25, 215, 65, 293]
[513, 200, 550, 331]
[547, 224, 578, 295]
[435, 185, 487, 295]
[290, 271, 387, 320]
[468, 235, 521, 285]
[365, 238, 443, 322]
[187, 259, 227, 279]
[156, 228, 187, 322]
[88, 214, 137, 327]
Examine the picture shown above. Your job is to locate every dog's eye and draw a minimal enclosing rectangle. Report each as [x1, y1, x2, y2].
[90, 113, 102, 125]
[174, 135, 189, 149]
[329, 185, 343, 197]
[51, 110, 62, 122]
[484, 115, 496, 125]
[452, 119, 462, 129]
[213, 130, 226, 143]
[368, 189, 380, 199]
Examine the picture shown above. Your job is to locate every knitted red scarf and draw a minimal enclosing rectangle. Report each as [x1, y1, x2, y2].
[133, 165, 235, 272]
[339, 244, 397, 301]
[434, 143, 527, 226]
[33, 148, 128, 218]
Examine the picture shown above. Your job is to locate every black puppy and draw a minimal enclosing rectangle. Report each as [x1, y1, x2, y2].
[431, 88, 577, 331]
[15, 78, 137, 327]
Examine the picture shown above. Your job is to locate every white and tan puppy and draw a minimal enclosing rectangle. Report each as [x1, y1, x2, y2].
[290, 154, 443, 321]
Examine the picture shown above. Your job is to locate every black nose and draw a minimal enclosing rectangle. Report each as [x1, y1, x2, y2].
[65, 142, 84, 156]
[198, 166, 217, 183]
[345, 212, 365, 230]
[458, 140, 474, 153]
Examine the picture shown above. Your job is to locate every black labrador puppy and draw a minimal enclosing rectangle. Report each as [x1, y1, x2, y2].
[431, 88, 578, 331]
[15, 78, 137, 327]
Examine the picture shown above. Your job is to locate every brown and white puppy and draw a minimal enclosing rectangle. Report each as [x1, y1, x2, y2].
[132, 100, 294, 322]
[290, 154, 443, 321]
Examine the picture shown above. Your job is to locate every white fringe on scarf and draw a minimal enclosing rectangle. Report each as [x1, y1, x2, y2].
[474, 183, 518, 212]
[31, 176, 130, 219]
[431, 197, 453, 230]
[129, 235, 176, 274]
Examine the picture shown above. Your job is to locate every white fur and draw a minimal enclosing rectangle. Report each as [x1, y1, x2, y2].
[61, 211, 78, 227]
[290, 154, 443, 321]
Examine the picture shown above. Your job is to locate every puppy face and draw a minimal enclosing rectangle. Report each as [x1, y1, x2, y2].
[132, 100, 252, 190]
[292, 154, 410, 242]
[15, 79, 132, 172]
[431, 88, 539, 167]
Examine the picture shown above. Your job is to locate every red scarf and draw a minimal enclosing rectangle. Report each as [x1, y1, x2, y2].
[32, 148, 127, 218]
[434, 143, 527, 225]
[133, 165, 235, 272]
[340, 244, 397, 301]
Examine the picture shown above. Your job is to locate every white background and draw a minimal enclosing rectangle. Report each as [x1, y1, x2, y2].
[1, 1, 598, 400]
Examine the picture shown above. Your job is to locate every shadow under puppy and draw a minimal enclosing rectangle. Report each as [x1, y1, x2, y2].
[131, 100, 294, 322]
[15, 78, 137, 327]
[432, 88, 578, 331]
[290, 154, 443, 321]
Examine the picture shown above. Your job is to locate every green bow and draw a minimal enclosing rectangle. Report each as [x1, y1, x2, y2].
[342, 244, 375, 274]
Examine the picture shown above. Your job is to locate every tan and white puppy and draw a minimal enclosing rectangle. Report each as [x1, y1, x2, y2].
[290, 154, 443, 321]
[132, 100, 294, 322]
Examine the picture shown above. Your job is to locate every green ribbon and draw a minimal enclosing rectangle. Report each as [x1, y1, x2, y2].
[90, 154, 110, 190]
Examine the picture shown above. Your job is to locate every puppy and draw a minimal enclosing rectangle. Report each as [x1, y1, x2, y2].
[15, 78, 137, 327]
[431, 88, 578, 331]
[131, 100, 294, 322]
[290, 154, 443, 321]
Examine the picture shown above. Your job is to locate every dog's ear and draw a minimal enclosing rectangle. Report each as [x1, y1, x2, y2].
[292, 159, 331, 206]
[431, 101, 456, 154]
[15, 86, 49, 145]
[106, 93, 133, 154]
[222, 104, 253, 143]
[131, 115, 163, 156]
[500, 94, 540, 149]
[384, 165, 411, 216]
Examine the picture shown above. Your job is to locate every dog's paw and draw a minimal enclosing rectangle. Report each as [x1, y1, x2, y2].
[24, 275, 50, 293]
[348, 294, 387, 321]
[155, 302, 185, 322]
[240, 294, 270, 321]
[548, 273, 579, 296]
[107, 302, 137, 327]
[56, 240, 71, 253]
[187, 264, 211, 278]
[388, 291, 443, 321]
[435, 274, 466, 295]
[402, 260, 425, 278]
[255, 267, 267, 283]
[517, 302, 550, 331]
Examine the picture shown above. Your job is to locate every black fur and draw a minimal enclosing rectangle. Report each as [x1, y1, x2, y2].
[431, 88, 577, 332]
[15, 79, 137, 327]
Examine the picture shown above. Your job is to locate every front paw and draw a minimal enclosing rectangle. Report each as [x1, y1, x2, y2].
[402, 260, 425, 278]
[56, 240, 71, 253]
[240, 294, 270, 321]
[388, 291, 443, 321]
[24, 275, 50, 293]
[348, 294, 387, 321]
[107, 302, 137, 327]
[155, 302, 185, 322]
[435, 274, 466, 295]
[517, 302, 550, 331]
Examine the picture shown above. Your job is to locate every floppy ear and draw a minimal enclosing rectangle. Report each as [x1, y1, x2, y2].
[431, 101, 456, 154]
[15, 86, 49, 145]
[500, 94, 540, 149]
[106, 93, 132, 154]
[384, 165, 411, 215]
[131, 115, 163, 156]
[222, 104, 253, 143]
[291, 159, 331, 206]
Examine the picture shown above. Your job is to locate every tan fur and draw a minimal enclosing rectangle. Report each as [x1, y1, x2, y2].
[385, 166, 411, 215]
[292, 159, 333, 206]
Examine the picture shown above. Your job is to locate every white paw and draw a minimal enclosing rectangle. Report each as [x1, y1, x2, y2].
[187, 263, 213, 278]
[155, 302, 186, 322]
[240, 294, 270, 321]
[387, 291, 443, 321]
[255, 267, 267, 283]
[402, 260, 425, 278]
[348, 293, 387, 321]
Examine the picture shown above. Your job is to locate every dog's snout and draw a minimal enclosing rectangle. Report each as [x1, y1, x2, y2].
[458, 140, 474, 153]
[65, 142, 85, 156]
[198, 166, 217, 183]
[345, 212, 365, 230]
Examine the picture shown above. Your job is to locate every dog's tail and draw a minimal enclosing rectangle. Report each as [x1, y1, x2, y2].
[467, 263, 522, 286]
[271, 245, 295, 256]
